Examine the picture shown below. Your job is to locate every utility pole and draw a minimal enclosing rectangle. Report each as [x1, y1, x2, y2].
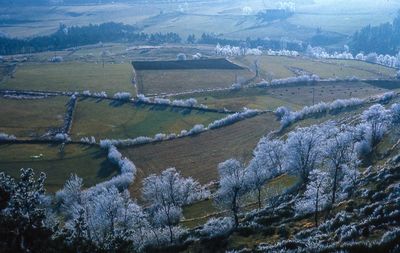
[312, 87, 315, 105]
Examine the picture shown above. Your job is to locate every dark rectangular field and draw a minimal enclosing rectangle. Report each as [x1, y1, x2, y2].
[132, 58, 245, 70]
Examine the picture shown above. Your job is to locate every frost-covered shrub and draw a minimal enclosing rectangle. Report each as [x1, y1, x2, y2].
[361, 104, 392, 146]
[378, 91, 396, 104]
[54, 133, 70, 142]
[107, 145, 122, 164]
[50, 56, 63, 62]
[192, 53, 202, 60]
[200, 217, 234, 238]
[319, 211, 353, 233]
[275, 106, 291, 120]
[80, 136, 96, 144]
[93, 91, 108, 98]
[208, 109, 259, 129]
[391, 103, 400, 124]
[188, 124, 205, 135]
[154, 133, 166, 141]
[171, 98, 198, 107]
[266, 49, 299, 57]
[98, 145, 137, 190]
[100, 136, 154, 148]
[154, 97, 171, 105]
[177, 53, 187, 61]
[215, 44, 263, 56]
[137, 94, 151, 103]
[366, 53, 378, 63]
[0, 133, 16, 141]
[270, 74, 319, 86]
[82, 90, 91, 96]
[277, 98, 365, 129]
[338, 224, 359, 242]
[113, 92, 131, 101]
[231, 82, 242, 90]
[166, 133, 177, 140]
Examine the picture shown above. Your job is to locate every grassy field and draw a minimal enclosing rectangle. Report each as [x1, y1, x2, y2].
[173, 81, 393, 111]
[136, 69, 254, 95]
[1, 62, 135, 94]
[235, 56, 397, 80]
[70, 98, 225, 140]
[121, 112, 280, 196]
[0, 64, 15, 82]
[0, 143, 117, 192]
[0, 96, 67, 139]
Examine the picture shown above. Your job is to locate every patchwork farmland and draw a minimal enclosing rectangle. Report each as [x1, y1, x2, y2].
[121, 112, 280, 196]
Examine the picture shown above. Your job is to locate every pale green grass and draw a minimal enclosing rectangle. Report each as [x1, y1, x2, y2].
[0, 96, 66, 138]
[236, 56, 397, 80]
[0, 143, 117, 192]
[1, 62, 134, 94]
[71, 98, 225, 140]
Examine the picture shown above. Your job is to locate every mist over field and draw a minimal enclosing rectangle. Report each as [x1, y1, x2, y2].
[1, 1, 400, 252]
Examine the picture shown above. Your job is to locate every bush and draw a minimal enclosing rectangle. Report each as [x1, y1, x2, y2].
[199, 217, 234, 238]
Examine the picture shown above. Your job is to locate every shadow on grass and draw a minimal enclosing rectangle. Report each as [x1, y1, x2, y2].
[109, 100, 127, 107]
[94, 151, 119, 179]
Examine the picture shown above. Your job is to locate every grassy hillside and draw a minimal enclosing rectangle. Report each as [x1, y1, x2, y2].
[0, 96, 66, 138]
[121, 112, 280, 196]
[70, 98, 225, 140]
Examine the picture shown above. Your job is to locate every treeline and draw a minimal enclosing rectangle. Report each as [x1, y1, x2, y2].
[0, 22, 181, 55]
[197, 33, 304, 52]
[351, 11, 400, 55]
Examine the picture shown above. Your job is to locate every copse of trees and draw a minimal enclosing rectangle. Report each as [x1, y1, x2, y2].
[351, 10, 400, 55]
[215, 101, 399, 227]
[0, 22, 182, 55]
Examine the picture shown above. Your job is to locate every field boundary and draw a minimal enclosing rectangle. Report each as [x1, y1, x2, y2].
[132, 58, 245, 70]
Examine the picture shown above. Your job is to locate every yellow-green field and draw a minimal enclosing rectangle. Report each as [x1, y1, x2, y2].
[235, 56, 397, 80]
[1, 62, 135, 94]
[122, 112, 280, 196]
[70, 98, 225, 140]
[0, 96, 66, 139]
[0, 143, 117, 192]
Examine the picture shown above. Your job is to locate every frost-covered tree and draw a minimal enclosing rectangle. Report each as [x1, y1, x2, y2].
[0, 169, 54, 252]
[295, 169, 330, 226]
[247, 138, 285, 208]
[322, 130, 360, 207]
[57, 177, 151, 252]
[142, 168, 205, 242]
[361, 104, 392, 146]
[391, 103, 400, 124]
[113, 92, 132, 101]
[176, 53, 187, 61]
[285, 125, 327, 182]
[215, 159, 248, 227]
[0, 132, 16, 141]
